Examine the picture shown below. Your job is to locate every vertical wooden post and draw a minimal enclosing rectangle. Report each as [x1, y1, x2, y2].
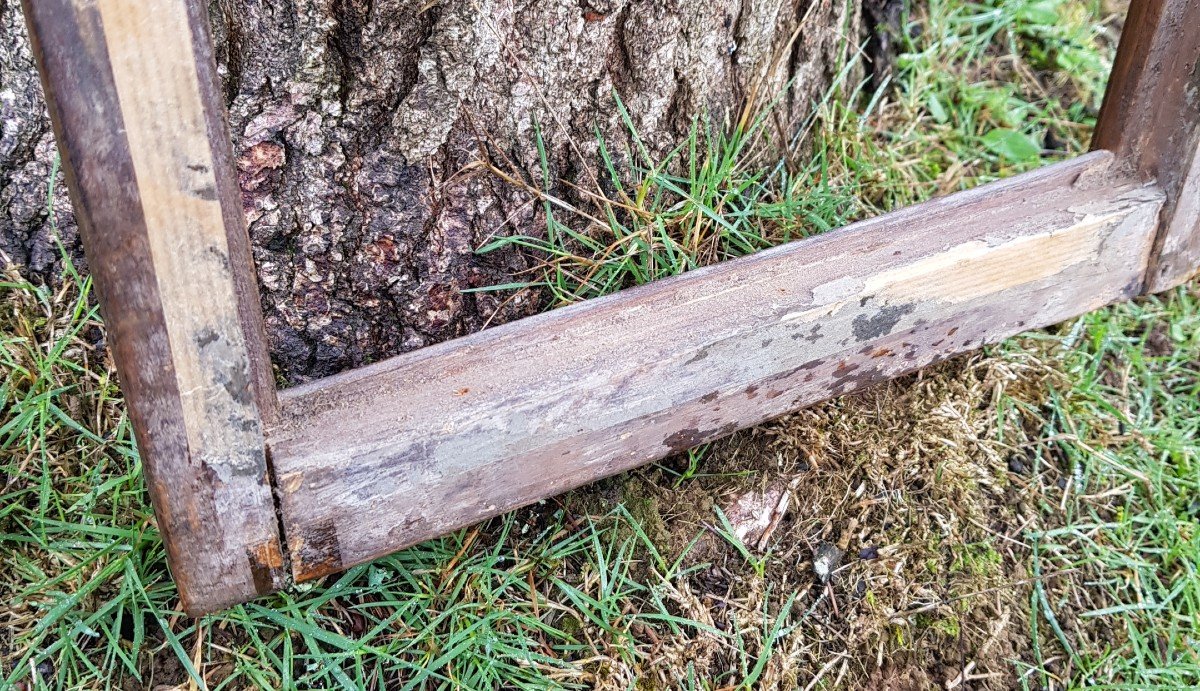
[1093, 0, 1200, 292]
[21, 0, 285, 614]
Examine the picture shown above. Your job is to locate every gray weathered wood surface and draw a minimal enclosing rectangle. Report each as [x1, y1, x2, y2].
[23, 0, 1199, 612]
[22, 0, 284, 614]
[269, 152, 1163, 581]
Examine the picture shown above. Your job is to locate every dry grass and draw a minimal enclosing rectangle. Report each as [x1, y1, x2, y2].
[4, 0, 1198, 689]
[560, 352, 1066, 688]
[552, 281, 1198, 689]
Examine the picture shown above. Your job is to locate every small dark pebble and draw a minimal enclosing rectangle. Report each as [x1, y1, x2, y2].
[1008, 456, 1027, 475]
[34, 660, 54, 681]
[1056, 477, 1068, 490]
[858, 545, 880, 560]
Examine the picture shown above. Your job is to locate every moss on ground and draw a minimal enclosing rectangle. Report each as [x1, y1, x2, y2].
[5, 0, 1199, 689]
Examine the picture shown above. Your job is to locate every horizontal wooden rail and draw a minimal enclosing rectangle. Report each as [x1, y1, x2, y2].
[269, 152, 1163, 580]
[20, 0, 1197, 614]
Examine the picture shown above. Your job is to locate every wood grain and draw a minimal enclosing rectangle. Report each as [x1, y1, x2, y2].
[22, 0, 1196, 613]
[22, 0, 283, 615]
[269, 152, 1163, 581]
[1093, 0, 1200, 292]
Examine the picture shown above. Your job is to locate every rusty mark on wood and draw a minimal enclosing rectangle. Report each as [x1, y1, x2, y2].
[291, 519, 344, 582]
[247, 540, 286, 595]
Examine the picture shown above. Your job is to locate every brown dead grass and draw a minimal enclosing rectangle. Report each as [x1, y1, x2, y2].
[7, 1, 1165, 688]
[559, 345, 1077, 689]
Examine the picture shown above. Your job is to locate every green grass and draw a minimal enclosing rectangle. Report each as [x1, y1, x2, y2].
[470, 0, 1113, 307]
[3, 0, 1198, 688]
[1005, 293, 1200, 687]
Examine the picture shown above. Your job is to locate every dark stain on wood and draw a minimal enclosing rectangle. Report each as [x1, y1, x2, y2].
[664, 428, 706, 453]
[293, 519, 344, 581]
[686, 344, 712, 365]
[192, 183, 219, 201]
[852, 301, 916, 341]
[791, 324, 823, 342]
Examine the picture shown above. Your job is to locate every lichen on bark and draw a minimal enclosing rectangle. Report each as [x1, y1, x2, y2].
[2, 0, 860, 384]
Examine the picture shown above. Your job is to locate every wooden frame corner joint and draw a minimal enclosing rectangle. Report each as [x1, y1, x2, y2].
[21, 0, 1200, 614]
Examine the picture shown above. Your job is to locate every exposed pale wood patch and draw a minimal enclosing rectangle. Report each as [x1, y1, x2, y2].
[97, 0, 263, 493]
[100, 0, 283, 612]
[269, 153, 1164, 581]
[22, 0, 283, 614]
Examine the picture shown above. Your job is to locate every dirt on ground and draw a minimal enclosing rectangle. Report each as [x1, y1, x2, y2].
[3, 0, 1141, 686]
[553, 345, 1083, 689]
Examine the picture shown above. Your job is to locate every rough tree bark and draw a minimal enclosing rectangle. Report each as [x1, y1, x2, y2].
[2, 0, 862, 384]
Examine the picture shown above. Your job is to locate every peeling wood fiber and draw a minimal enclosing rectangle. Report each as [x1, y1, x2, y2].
[21, 0, 283, 615]
[269, 152, 1164, 580]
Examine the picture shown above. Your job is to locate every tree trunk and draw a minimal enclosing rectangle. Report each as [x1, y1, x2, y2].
[2, 0, 861, 384]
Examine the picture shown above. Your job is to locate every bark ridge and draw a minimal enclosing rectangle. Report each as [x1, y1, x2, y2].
[1, 0, 859, 383]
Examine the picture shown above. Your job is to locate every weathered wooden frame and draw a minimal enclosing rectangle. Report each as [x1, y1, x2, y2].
[21, 0, 1199, 614]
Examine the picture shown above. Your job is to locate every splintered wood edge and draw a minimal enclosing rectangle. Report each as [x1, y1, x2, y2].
[268, 152, 1165, 582]
[22, 0, 284, 615]
[23, 0, 1194, 614]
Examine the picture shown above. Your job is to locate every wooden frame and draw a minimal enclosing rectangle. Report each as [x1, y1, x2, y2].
[21, 0, 1199, 614]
